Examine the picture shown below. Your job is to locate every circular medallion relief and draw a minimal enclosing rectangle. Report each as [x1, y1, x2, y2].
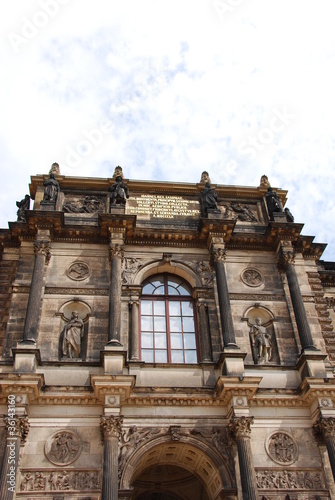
[241, 268, 263, 287]
[45, 430, 82, 466]
[265, 431, 298, 465]
[67, 261, 90, 281]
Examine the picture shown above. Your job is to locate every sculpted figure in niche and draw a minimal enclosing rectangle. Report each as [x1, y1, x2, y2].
[42, 173, 60, 203]
[250, 317, 272, 363]
[109, 175, 129, 206]
[61, 311, 84, 358]
[16, 194, 30, 222]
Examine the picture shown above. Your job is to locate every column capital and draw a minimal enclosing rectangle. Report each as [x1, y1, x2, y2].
[278, 250, 295, 271]
[100, 415, 123, 441]
[229, 416, 254, 439]
[4, 415, 30, 443]
[109, 243, 124, 261]
[34, 240, 51, 264]
[314, 416, 335, 439]
[212, 246, 226, 263]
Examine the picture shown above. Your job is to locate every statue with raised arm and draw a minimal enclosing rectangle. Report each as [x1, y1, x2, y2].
[16, 194, 30, 222]
[249, 317, 272, 363]
[61, 311, 84, 359]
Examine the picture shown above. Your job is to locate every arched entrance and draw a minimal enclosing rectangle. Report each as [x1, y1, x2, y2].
[120, 437, 235, 500]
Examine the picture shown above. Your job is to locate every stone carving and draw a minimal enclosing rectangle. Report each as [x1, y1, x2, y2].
[50, 162, 60, 175]
[229, 416, 254, 439]
[200, 171, 211, 184]
[212, 247, 226, 263]
[109, 243, 125, 260]
[241, 268, 263, 287]
[45, 430, 82, 466]
[34, 240, 51, 264]
[4, 415, 29, 442]
[109, 171, 129, 206]
[266, 432, 298, 465]
[67, 261, 90, 281]
[221, 202, 258, 222]
[122, 257, 142, 285]
[63, 196, 105, 214]
[260, 175, 270, 188]
[196, 260, 214, 287]
[200, 181, 219, 216]
[42, 173, 60, 204]
[190, 426, 234, 473]
[249, 317, 272, 364]
[313, 416, 335, 439]
[255, 469, 324, 490]
[265, 187, 284, 220]
[61, 311, 84, 359]
[100, 415, 124, 440]
[20, 469, 101, 492]
[285, 207, 294, 222]
[16, 194, 30, 222]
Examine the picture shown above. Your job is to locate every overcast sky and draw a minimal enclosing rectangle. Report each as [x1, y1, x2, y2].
[1, 0, 335, 260]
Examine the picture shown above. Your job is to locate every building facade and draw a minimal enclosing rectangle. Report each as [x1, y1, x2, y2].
[0, 165, 335, 499]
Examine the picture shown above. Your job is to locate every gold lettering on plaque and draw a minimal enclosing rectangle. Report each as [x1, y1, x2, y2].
[127, 195, 200, 219]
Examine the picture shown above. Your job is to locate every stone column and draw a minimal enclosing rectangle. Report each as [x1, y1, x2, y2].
[196, 302, 212, 362]
[314, 417, 335, 481]
[100, 415, 123, 500]
[22, 234, 51, 344]
[212, 246, 237, 348]
[108, 242, 124, 346]
[129, 296, 140, 360]
[229, 416, 258, 500]
[280, 249, 316, 351]
[0, 415, 29, 499]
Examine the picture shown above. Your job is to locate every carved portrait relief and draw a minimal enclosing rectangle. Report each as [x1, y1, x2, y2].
[241, 268, 263, 287]
[265, 431, 298, 465]
[45, 430, 82, 466]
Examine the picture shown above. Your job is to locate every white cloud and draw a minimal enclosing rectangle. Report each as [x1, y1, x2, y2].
[1, 0, 335, 259]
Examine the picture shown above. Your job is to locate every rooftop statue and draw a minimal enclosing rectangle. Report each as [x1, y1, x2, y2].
[16, 194, 30, 222]
[201, 181, 219, 215]
[42, 173, 60, 204]
[265, 187, 283, 220]
[108, 171, 129, 206]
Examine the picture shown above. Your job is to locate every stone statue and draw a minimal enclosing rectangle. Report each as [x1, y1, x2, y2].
[42, 173, 60, 204]
[285, 207, 294, 222]
[49, 162, 60, 175]
[61, 311, 84, 358]
[200, 171, 210, 184]
[265, 187, 283, 220]
[249, 317, 272, 363]
[260, 174, 270, 188]
[16, 194, 30, 222]
[108, 175, 129, 206]
[201, 181, 218, 215]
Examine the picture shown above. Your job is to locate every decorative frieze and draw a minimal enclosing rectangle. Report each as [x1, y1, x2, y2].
[19, 469, 101, 492]
[255, 468, 325, 490]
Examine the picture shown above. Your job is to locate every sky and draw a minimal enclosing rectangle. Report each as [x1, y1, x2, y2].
[1, 0, 335, 260]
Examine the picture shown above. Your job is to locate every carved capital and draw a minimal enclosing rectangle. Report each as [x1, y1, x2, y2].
[100, 415, 123, 441]
[129, 300, 140, 308]
[4, 415, 30, 443]
[229, 416, 254, 439]
[109, 244, 124, 261]
[314, 417, 335, 440]
[34, 240, 51, 264]
[278, 250, 295, 272]
[212, 246, 226, 263]
[196, 302, 208, 311]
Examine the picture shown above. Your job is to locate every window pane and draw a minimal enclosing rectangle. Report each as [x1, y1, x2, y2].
[169, 301, 181, 316]
[141, 316, 153, 331]
[185, 350, 197, 363]
[170, 316, 182, 332]
[168, 285, 179, 295]
[184, 333, 196, 349]
[141, 300, 152, 315]
[155, 350, 167, 363]
[170, 333, 183, 349]
[155, 332, 167, 348]
[153, 285, 165, 295]
[142, 283, 155, 294]
[142, 350, 153, 362]
[141, 333, 153, 348]
[154, 301, 165, 315]
[182, 301, 193, 316]
[154, 316, 166, 331]
[171, 350, 184, 363]
[182, 317, 195, 332]
[177, 284, 190, 295]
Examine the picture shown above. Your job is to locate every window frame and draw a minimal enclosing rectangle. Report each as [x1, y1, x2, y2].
[139, 273, 199, 364]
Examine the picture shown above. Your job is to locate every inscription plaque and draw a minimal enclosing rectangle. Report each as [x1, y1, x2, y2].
[127, 195, 200, 219]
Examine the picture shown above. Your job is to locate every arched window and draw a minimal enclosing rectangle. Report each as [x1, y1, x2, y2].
[140, 274, 198, 364]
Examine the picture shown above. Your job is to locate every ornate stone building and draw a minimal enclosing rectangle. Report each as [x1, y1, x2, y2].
[1, 165, 335, 499]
